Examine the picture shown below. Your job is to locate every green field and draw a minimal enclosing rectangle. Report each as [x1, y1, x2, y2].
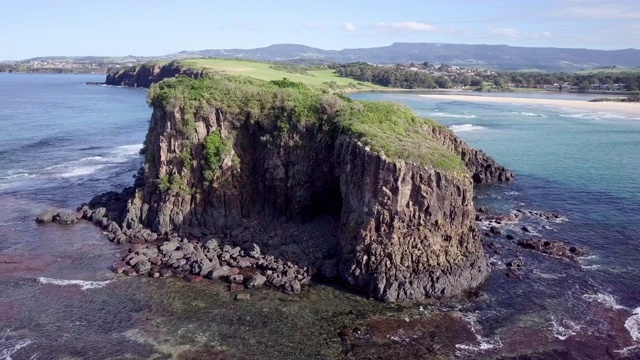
[176, 58, 382, 90]
[574, 68, 640, 75]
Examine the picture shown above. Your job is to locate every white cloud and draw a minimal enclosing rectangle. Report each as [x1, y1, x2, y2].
[489, 27, 521, 38]
[555, 5, 640, 19]
[488, 28, 553, 40]
[377, 21, 438, 32]
[343, 22, 356, 31]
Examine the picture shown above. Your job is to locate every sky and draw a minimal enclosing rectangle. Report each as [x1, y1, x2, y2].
[1, 0, 639, 60]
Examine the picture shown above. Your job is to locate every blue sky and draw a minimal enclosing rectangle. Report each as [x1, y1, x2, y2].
[1, 0, 639, 60]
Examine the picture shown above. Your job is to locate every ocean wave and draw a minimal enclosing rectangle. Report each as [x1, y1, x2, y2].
[448, 124, 487, 133]
[512, 112, 547, 117]
[429, 112, 477, 119]
[549, 316, 582, 340]
[625, 307, 640, 342]
[560, 112, 640, 121]
[36, 144, 142, 180]
[532, 269, 563, 279]
[36, 277, 112, 290]
[455, 312, 503, 356]
[583, 293, 628, 310]
[0, 330, 32, 360]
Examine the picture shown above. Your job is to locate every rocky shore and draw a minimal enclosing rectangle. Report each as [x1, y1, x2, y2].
[476, 207, 589, 280]
[37, 73, 517, 302]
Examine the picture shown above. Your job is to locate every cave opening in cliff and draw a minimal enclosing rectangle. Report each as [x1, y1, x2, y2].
[309, 182, 342, 219]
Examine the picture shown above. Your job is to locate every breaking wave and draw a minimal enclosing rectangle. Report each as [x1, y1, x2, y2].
[448, 124, 487, 133]
[37, 277, 113, 290]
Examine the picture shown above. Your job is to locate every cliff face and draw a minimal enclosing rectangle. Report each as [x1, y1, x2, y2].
[90, 76, 513, 302]
[335, 136, 487, 301]
[106, 62, 208, 87]
[428, 126, 514, 184]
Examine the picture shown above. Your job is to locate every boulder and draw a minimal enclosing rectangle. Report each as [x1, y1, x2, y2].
[235, 293, 251, 301]
[229, 274, 244, 284]
[283, 280, 302, 294]
[112, 261, 130, 274]
[134, 259, 151, 275]
[35, 210, 56, 224]
[242, 243, 261, 258]
[54, 212, 78, 225]
[246, 273, 267, 289]
[160, 241, 180, 254]
[207, 266, 231, 279]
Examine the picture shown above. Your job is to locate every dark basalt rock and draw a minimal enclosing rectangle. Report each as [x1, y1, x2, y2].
[516, 238, 588, 262]
[52, 74, 516, 302]
[105, 62, 208, 88]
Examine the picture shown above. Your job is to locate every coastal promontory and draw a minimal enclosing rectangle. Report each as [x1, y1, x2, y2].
[82, 65, 513, 302]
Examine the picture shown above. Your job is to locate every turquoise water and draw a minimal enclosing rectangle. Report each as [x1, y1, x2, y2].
[354, 92, 640, 254]
[1, 75, 640, 358]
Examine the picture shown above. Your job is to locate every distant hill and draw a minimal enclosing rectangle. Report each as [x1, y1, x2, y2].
[166, 43, 640, 72]
[15, 43, 640, 72]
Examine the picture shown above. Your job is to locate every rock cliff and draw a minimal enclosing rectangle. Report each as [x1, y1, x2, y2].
[106, 61, 209, 88]
[84, 75, 513, 301]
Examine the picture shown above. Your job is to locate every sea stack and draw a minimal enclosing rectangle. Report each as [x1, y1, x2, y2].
[85, 74, 513, 302]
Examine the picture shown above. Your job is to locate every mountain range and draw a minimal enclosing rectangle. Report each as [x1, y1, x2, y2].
[167, 43, 640, 72]
[16, 43, 640, 72]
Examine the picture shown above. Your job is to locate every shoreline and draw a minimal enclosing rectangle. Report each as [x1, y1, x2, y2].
[419, 94, 640, 118]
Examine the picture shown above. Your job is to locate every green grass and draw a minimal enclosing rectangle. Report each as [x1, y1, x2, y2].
[176, 58, 383, 90]
[148, 75, 466, 175]
[574, 68, 640, 75]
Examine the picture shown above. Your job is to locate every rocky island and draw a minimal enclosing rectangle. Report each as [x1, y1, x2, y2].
[61, 63, 514, 302]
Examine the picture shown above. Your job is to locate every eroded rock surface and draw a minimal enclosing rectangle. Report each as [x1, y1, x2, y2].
[70, 77, 514, 301]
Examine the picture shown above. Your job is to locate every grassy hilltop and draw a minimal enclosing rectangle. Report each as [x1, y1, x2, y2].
[148, 74, 466, 175]
[175, 58, 383, 91]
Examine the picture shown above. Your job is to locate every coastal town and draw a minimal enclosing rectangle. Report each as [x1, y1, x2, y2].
[2, 57, 638, 94]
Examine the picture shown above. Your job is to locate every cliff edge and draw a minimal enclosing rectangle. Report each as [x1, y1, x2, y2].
[106, 62, 209, 88]
[84, 75, 513, 301]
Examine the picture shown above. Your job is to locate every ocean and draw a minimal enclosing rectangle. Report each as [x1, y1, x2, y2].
[1, 74, 639, 359]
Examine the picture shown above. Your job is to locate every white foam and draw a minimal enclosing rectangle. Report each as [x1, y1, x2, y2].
[0, 330, 32, 360]
[549, 316, 582, 340]
[614, 344, 640, 356]
[581, 264, 603, 271]
[116, 144, 143, 154]
[429, 112, 477, 119]
[513, 112, 547, 117]
[583, 293, 628, 310]
[37, 277, 112, 290]
[455, 312, 503, 355]
[532, 270, 562, 279]
[625, 307, 640, 342]
[560, 112, 640, 121]
[59, 164, 107, 178]
[488, 257, 506, 270]
[448, 124, 487, 133]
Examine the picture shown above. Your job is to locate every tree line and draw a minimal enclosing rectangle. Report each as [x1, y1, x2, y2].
[330, 62, 640, 91]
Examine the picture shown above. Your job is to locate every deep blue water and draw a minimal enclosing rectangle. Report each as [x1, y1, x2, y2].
[0, 73, 149, 208]
[1, 75, 639, 358]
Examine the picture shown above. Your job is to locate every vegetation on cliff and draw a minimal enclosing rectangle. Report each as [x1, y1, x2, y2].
[148, 75, 466, 175]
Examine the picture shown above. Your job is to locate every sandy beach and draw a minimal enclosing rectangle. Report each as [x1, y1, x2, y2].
[419, 94, 640, 118]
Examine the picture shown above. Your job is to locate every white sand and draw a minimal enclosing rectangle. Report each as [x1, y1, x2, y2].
[419, 94, 640, 118]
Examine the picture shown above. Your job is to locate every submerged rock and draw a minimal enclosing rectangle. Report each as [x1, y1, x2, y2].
[516, 238, 588, 262]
